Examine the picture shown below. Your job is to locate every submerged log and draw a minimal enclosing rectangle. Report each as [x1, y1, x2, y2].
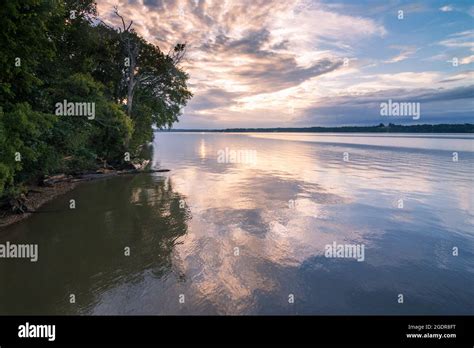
[40, 164, 170, 185]
[74, 168, 170, 181]
[130, 169, 170, 173]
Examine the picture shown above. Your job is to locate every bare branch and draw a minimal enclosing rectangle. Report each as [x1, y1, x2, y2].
[98, 19, 114, 30]
[113, 6, 133, 33]
[170, 43, 187, 65]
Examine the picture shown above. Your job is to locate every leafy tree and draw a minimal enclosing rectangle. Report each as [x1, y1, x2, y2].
[0, 0, 192, 201]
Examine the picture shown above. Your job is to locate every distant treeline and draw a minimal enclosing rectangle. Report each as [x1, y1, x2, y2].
[167, 123, 474, 133]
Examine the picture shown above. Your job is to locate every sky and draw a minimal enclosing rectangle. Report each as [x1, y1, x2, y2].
[98, 0, 474, 129]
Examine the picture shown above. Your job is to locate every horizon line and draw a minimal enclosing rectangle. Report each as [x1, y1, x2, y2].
[158, 123, 474, 132]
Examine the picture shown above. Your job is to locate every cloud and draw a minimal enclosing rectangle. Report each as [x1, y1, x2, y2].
[298, 85, 474, 126]
[186, 88, 245, 112]
[438, 70, 474, 83]
[439, 30, 474, 50]
[439, 4, 474, 17]
[96, 0, 473, 128]
[460, 55, 474, 65]
[439, 5, 454, 12]
[384, 46, 419, 63]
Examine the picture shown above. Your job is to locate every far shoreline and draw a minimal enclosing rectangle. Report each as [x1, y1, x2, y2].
[161, 123, 474, 134]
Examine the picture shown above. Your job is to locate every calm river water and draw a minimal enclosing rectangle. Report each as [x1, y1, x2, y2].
[0, 132, 473, 314]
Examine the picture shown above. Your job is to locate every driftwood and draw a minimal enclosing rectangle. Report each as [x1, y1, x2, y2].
[43, 174, 73, 186]
[50, 167, 171, 183]
[41, 156, 168, 185]
[125, 169, 170, 173]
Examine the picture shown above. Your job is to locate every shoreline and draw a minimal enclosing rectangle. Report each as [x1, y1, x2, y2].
[0, 181, 78, 229]
[0, 166, 170, 229]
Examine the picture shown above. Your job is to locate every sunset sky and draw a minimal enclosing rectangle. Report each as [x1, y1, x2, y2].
[98, 0, 474, 129]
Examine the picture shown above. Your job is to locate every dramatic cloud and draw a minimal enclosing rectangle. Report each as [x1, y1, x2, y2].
[97, 0, 474, 128]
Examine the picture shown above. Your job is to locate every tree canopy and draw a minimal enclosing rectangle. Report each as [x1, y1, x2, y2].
[0, 0, 192, 199]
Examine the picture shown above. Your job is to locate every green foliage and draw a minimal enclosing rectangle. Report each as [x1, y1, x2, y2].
[0, 1, 192, 199]
[0, 111, 14, 195]
[132, 41, 193, 129]
[0, 0, 63, 110]
[48, 73, 131, 171]
[129, 100, 153, 152]
[0, 103, 57, 193]
[92, 102, 134, 162]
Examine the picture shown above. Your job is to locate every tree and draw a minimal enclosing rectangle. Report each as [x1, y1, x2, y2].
[0, 0, 192, 201]
[99, 7, 192, 152]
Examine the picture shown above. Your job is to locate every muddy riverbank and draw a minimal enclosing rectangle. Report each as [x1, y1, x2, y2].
[0, 165, 169, 229]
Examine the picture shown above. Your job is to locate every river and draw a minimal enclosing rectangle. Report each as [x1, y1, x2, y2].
[0, 132, 473, 314]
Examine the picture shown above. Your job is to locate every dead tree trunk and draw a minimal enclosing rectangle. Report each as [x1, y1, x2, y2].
[112, 6, 138, 118]
[126, 42, 138, 117]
